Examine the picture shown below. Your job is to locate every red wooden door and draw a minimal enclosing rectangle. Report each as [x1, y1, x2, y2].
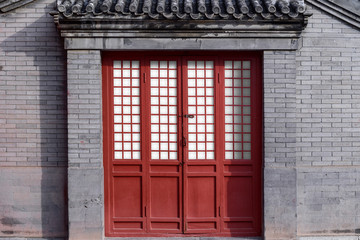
[103, 52, 262, 237]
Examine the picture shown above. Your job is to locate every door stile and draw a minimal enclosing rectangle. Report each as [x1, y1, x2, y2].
[250, 55, 263, 234]
[215, 57, 225, 232]
[181, 56, 189, 233]
[141, 58, 150, 232]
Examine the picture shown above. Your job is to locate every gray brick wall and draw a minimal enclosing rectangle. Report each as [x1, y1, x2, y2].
[0, 0, 67, 237]
[296, 5, 360, 237]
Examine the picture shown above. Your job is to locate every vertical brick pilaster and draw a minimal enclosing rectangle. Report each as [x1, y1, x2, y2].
[67, 50, 104, 240]
[263, 50, 297, 240]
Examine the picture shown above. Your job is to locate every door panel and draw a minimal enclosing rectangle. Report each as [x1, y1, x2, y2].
[103, 52, 262, 237]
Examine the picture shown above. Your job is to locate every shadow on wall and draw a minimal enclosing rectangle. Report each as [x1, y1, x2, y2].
[0, 4, 68, 238]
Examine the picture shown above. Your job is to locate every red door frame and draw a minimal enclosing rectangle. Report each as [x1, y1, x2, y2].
[102, 51, 263, 237]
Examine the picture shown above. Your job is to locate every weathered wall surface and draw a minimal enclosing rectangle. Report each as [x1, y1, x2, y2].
[0, 0, 67, 237]
[296, 4, 360, 237]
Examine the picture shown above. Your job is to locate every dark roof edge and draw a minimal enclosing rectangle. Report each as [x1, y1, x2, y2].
[0, 0, 36, 13]
[305, 0, 360, 30]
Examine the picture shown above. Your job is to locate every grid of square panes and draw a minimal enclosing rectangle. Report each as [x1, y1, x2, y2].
[113, 60, 141, 160]
[187, 60, 215, 160]
[150, 61, 178, 160]
[224, 60, 251, 160]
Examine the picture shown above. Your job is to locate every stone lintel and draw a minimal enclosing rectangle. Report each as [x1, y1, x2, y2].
[64, 37, 301, 50]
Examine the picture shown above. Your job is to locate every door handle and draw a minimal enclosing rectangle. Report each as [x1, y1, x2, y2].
[184, 114, 194, 118]
[182, 136, 187, 147]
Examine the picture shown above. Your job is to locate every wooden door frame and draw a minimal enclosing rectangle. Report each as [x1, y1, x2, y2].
[102, 51, 263, 237]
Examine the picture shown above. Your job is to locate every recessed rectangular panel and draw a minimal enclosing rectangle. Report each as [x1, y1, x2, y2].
[187, 165, 216, 173]
[223, 176, 253, 218]
[113, 176, 142, 218]
[114, 222, 143, 230]
[224, 221, 253, 229]
[187, 177, 216, 218]
[151, 165, 179, 173]
[150, 177, 179, 218]
[113, 165, 142, 172]
[187, 222, 216, 230]
[224, 165, 252, 173]
[187, 60, 215, 161]
[151, 222, 180, 230]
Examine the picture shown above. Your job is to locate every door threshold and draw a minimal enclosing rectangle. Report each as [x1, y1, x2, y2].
[105, 237, 263, 240]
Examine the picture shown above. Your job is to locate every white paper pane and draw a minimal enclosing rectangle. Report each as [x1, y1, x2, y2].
[169, 134, 177, 141]
[160, 70, 167, 78]
[114, 88, 122, 96]
[206, 152, 214, 159]
[234, 152, 242, 159]
[243, 79, 250, 87]
[169, 97, 177, 105]
[122, 78, 130, 87]
[197, 61, 204, 68]
[160, 78, 167, 86]
[114, 151, 122, 159]
[114, 134, 122, 141]
[206, 70, 214, 78]
[132, 124, 140, 132]
[188, 125, 196, 132]
[133, 151, 141, 159]
[197, 88, 205, 96]
[207, 134, 214, 141]
[160, 115, 168, 123]
[225, 133, 233, 141]
[169, 116, 177, 123]
[244, 152, 251, 159]
[114, 142, 122, 150]
[188, 70, 196, 78]
[160, 152, 168, 159]
[160, 143, 168, 150]
[197, 125, 205, 132]
[160, 134, 168, 141]
[225, 70, 232, 78]
[114, 61, 122, 68]
[206, 61, 213, 69]
[169, 152, 177, 160]
[225, 142, 233, 150]
[224, 61, 232, 69]
[225, 152, 233, 159]
[123, 97, 131, 105]
[198, 152, 205, 159]
[198, 143, 205, 150]
[197, 116, 205, 124]
[151, 69, 158, 77]
[114, 97, 121, 104]
[114, 116, 122, 123]
[243, 97, 251, 105]
[124, 142, 131, 150]
[243, 70, 250, 78]
[169, 125, 177, 133]
[243, 125, 251, 133]
[133, 133, 140, 141]
[151, 124, 159, 132]
[189, 152, 197, 159]
[197, 134, 205, 141]
[114, 124, 122, 132]
[123, 124, 131, 132]
[150, 61, 158, 68]
[124, 151, 131, 159]
[206, 125, 214, 133]
[234, 70, 241, 78]
[123, 134, 131, 141]
[160, 125, 168, 132]
[151, 97, 159, 105]
[151, 133, 159, 141]
[244, 134, 251, 142]
[169, 143, 177, 150]
[114, 79, 121, 86]
[243, 88, 250, 96]
[151, 152, 159, 159]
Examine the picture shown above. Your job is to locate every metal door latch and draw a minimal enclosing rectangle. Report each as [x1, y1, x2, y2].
[184, 114, 194, 118]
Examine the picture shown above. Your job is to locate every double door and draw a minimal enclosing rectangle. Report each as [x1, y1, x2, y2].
[103, 52, 262, 237]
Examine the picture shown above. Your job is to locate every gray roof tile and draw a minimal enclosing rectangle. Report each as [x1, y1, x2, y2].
[57, 0, 306, 19]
